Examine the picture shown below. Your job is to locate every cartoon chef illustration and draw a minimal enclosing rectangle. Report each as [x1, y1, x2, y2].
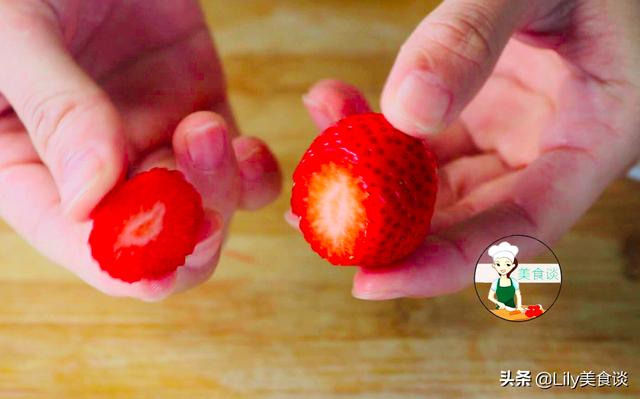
[487, 241, 525, 312]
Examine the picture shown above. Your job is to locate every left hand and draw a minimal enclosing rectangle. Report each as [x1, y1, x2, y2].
[0, 0, 281, 300]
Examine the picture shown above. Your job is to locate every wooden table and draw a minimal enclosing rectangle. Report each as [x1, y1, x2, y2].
[1, 1, 639, 397]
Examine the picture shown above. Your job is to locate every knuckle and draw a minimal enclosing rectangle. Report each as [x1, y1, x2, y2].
[21, 90, 106, 163]
[22, 90, 77, 156]
[0, 0, 58, 31]
[426, 4, 497, 70]
[500, 198, 539, 234]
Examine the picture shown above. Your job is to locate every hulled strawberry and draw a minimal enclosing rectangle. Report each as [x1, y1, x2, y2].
[291, 113, 438, 266]
[89, 168, 204, 282]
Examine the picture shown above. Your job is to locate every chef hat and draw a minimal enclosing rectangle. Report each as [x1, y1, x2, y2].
[488, 241, 519, 262]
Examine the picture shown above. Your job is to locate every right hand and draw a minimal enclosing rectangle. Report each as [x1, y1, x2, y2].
[0, 0, 281, 300]
[303, 0, 640, 301]
[497, 302, 507, 310]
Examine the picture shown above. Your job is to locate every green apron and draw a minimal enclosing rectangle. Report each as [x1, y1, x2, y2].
[495, 277, 516, 309]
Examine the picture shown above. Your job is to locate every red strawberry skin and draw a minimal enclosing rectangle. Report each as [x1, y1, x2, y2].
[89, 168, 204, 283]
[525, 304, 543, 318]
[291, 113, 438, 266]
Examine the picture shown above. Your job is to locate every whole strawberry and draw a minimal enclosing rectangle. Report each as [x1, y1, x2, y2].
[89, 168, 204, 283]
[291, 113, 438, 266]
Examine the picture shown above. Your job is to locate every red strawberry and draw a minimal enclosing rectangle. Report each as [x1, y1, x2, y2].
[291, 113, 438, 266]
[525, 305, 543, 318]
[89, 168, 204, 283]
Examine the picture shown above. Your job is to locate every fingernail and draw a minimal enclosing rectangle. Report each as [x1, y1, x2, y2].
[352, 288, 404, 301]
[302, 94, 335, 129]
[390, 70, 451, 135]
[197, 209, 224, 241]
[61, 147, 103, 212]
[352, 271, 407, 301]
[234, 138, 268, 182]
[237, 150, 264, 182]
[183, 210, 224, 271]
[284, 209, 300, 229]
[186, 123, 227, 170]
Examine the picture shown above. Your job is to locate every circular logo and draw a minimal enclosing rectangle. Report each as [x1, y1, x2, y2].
[473, 235, 562, 322]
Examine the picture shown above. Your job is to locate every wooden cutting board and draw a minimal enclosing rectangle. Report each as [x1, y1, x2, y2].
[491, 308, 544, 322]
[1, 1, 639, 397]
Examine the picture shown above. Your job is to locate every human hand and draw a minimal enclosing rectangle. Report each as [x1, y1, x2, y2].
[497, 302, 507, 310]
[302, 0, 640, 300]
[0, 0, 281, 300]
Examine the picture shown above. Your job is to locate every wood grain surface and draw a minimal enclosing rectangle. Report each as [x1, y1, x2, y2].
[1, 1, 639, 398]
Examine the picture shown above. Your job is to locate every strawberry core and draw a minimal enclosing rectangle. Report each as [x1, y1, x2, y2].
[115, 201, 166, 249]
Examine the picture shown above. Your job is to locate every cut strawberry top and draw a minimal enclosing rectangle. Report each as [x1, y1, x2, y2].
[306, 162, 368, 261]
[89, 168, 204, 283]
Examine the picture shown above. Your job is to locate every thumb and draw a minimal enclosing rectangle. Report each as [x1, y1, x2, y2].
[381, 0, 540, 136]
[0, 3, 126, 219]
